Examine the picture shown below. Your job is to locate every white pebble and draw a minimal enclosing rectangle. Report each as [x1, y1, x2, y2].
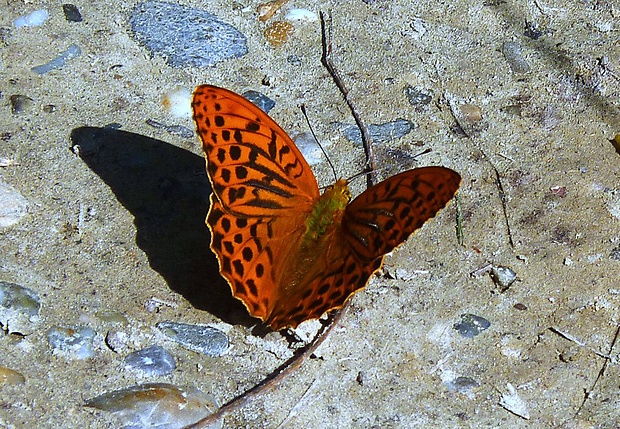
[0, 181, 28, 228]
[285, 8, 318, 22]
[14, 9, 49, 28]
[162, 87, 192, 118]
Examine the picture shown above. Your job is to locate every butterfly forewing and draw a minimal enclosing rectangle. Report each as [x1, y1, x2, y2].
[192, 85, 320, 217]
[343, 167, 461, 262]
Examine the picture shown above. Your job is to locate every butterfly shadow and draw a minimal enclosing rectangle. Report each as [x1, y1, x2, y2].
[70, 126, 256, 327]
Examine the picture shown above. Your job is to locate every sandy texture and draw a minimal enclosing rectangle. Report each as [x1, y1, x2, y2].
[1, 0, 620, 427]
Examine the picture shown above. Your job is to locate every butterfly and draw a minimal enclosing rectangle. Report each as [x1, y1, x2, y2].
[191, 85, 460, 330]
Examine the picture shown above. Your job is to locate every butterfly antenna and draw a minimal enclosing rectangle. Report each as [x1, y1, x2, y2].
[345, 147, 434, 184]
[300, 104, 338, 183]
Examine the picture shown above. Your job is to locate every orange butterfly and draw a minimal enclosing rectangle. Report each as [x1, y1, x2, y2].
[192, 85, 460, 330]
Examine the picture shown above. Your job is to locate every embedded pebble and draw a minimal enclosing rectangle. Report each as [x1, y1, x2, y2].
[490, 265, 517, 291]
[156, 322, 228, 356]
[9, 95, 34, 114]
[31, 44, 82, 74]
[257, 0, 289, 22]
[453, 314, 490, 338]
[459, 104, 483, 122]
[0, 280, 39, 335]
[0, 367, 26, 385]
[242, 90, 275, 113]
[341, 118, 414, 145]
[62, 4, 83, 22]
[14, 9, 49, 27]
[105, 329, 131, 354]
[446, 376, 479, 394]
[146, 119, 194, 138]
[499, 383, 530, 420]
[404, 86, 433, 107]
[47, 326, 96, 359]
[0, 281, 40, 319]
[130, 1, 248, 67]
[85, 383, 221, 429]
[293, 132, 325, 165]
[0, 181, 29, 228]
[264, 21, 295, 46]
[162, 87, 191, 118]
[285, 9, 318, 22]
[125, 346, 176, 376]
[287, 54, 302, 66]
[502, 41, 531, 74]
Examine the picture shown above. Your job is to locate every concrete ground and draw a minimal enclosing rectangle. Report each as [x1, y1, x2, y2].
[1, 0, 619, 427]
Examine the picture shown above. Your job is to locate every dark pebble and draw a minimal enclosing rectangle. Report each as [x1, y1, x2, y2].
[62, 4, 83, 22]
[454, 314, 490, 338]
[242, 90, 275, 113]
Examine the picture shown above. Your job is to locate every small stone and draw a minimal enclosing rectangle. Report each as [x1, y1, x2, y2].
[62, 4, 83, 22]
[0, 181, 29, 228]
[264, 21, 295, 46]
[404, 86, 433, 107]
[513, 303, 528, 311]
[459, 104, 483, 122]
[257, 0, 288, 22]
[454, 314, 490, 338]
[242, 90, 276, 113]
[130, 1, 247, 67]
[341, 119, 415, 145]
[161, 87, 191, 118]
[31, 44, 82, 74]
[0, 367, 26, 385]
[42, 104, 56, 113]
[157, 322, 228, 356]
[146, 119, 194, 138]
[85, 383, 220, 429]
[47, 326, 97, 359]
[9, 95, 33, 114]
[125, 346, 176, 376]
[0, 281, 40, 320]
[490, 265, 517, 291]
[287, 54, 302, 66]
[502, 41, 531, 74]
[293, 132, 325, 166]
[14, 9, 49, 27]
[499, 383, 530, 420]
[446, 376, 479, 393]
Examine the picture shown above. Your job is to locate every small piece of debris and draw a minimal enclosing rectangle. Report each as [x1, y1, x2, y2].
[341, 118, 415, 145]
[156, 321, 228, 356]
[47, 326, 97, 359]
[490, 265, 517, 291]
[124, 346, 176, 376]
[14, 9, 49, 27]
[242, 90, 275, 113]
[454, 314, 491, 338]
[499, 383, 530, 420]
[502, 41, 531, 74]
[31, 44, 82, 74]
[62, 4, 83, 22]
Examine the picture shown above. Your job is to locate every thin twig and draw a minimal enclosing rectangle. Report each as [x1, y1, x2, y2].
[444, 95, 514, 248]
[319, 11, 377, 188]
[184, 310, 345, 428]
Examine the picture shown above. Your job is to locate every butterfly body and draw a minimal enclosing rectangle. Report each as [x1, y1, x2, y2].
[192, 85, 461, 330]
